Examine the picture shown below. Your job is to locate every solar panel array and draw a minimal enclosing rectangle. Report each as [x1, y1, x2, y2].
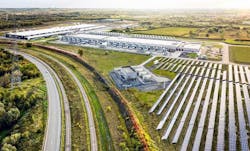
[149, 57, 250, 150]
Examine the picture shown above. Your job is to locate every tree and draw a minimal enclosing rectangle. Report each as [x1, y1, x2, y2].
[25, 43, 32, 48]
[0, 102, 6, 127]
[5, 108, 20, 126]
[78, 49, 83, 57]
[1, 143, 17, 151]
[2, 133, 21, 145]
[0, 73, 11, 88]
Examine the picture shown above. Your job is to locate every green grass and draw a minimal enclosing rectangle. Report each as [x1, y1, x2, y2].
[125, 89, 163, 108]
[187, 53, 198, 59]
[26, 43, 170, 150]
[45, 43, 150, 77]
[131, 27, 198, 37]
[26, 47, 118, 150]
[26, 50, 92, 151]
[229, 46, 250, 64]
[153, 69, 177, 79]
[225, 39, 250, 46]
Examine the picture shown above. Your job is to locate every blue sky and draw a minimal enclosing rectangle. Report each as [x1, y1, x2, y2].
[1, 0, 250, 9]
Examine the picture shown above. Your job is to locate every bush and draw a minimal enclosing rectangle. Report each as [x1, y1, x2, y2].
[1, 143, 17, 151]
[78, 49, 83, 56]
[25, 43, 32, 48]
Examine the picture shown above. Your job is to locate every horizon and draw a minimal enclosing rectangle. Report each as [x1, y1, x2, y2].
[1, 0, 250, 9]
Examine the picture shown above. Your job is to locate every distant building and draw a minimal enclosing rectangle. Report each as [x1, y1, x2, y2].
[61, 33, 201, 54]
[5, 24, 105, 40]
[177, 42, 201, 54]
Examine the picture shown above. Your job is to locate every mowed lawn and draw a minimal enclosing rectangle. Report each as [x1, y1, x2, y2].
[132, 27, 198, 37]
[230, 46, 250, 64]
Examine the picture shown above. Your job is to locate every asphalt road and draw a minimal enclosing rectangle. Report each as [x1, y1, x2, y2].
[18, 52, 63, 151]
[41, 54, 98, 151]
[40, 58, 72, 151]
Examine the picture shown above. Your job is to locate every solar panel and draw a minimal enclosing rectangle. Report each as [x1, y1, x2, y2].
[179, 65, 186, 73]
[244, 66, 250, 85]
[149, 73, 181, 113]
[157, 67, 191, 115]
[200, 61, 205, 66]
[204, 69, 221, 151]
[169, 63, 178, 72]
[158, 66, 197, 129]
[192, 69, 216, 151]
[155, 62, 164, 69]
[174, 64, 181, 72]
[171, 66, 206, 143]
[234, 65, 239, 83]
[177, 67, 211, 147]
[161, 67, 201, 140]
[218, 64, 222, 70]
[217, 71, 227, 151]
[165, 63, 174, 71]
[234, 66, 249, 151]
[228, 65, 237, 151]
[161, 62, 169, 70]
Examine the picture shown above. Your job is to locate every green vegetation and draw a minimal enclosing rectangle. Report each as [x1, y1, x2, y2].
[229, 46, 250, 64]
[187, 53, 198, 59]
[25, 47, 131, 150]
[153, 70, 177, 80]
[45, 44, 150, 76]
[28, 51, 91, 150]
[0, 49, 47, 151]
[225, 39, 250, 46]
[131, 27, 198, 37]
[37, 43, 172, 150]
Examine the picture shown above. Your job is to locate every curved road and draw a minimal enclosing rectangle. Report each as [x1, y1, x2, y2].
[17, 52, 71, 151]
[39, 56, 72, 151]
[40, 54, 98, 151]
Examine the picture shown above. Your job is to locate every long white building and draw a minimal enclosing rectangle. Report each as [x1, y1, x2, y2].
[5, 24, 105, 40]
[61, 33, 201, 53]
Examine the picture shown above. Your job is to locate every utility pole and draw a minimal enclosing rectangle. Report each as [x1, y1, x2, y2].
[10, 13, 22, 89]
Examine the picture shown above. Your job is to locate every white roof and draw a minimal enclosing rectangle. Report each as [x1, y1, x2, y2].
[107, 36, 181, 47]
[182, 43, 201, 50]
[73, 34, 108, 40]
[8, 24, 96, 37]
[69, 34, 182, 47]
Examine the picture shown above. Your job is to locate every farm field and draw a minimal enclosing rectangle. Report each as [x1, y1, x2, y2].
[146, 56, 250, 150]
[230, 46, 250, 64]
[131, 27, 198, 37]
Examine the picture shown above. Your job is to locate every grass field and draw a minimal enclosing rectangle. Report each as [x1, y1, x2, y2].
[131, 27, 198, 37]
[229, 46, 250, 64]
[153, 70, 177, 80]
[225, 39, 250, 46]
[45, 43, 150, 77]
[26, 46, 134, 150]
[26, 51, 91, 151]
[40, 43, 173, 150]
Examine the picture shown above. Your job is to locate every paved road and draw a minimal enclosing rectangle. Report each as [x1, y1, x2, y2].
[41, 54, 98, 151]
[17, 52, 62, 151]
[220, 42, 230, 64]
[40, 58, 72, 151]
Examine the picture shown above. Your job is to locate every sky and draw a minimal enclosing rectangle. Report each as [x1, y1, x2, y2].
[1, 0, 250, 9]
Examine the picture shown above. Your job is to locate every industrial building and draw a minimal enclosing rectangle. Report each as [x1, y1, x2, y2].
[60, 33, 201, 55]
[5, 24, 105, 40]
[110, 66, 168, 91]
